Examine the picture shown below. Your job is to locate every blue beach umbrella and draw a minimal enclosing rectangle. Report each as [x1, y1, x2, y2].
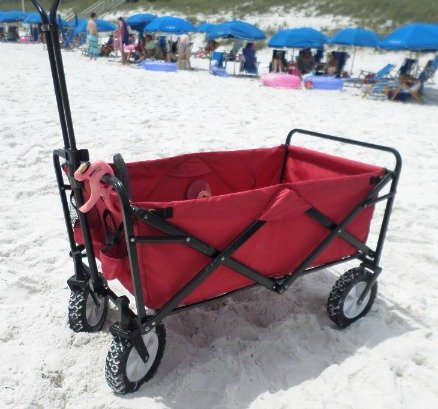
[125, 13, 156, 32]
[268, 28, 327, 49]
[145, 16, 197, 35]
[0, 10, 28, 22]
[23, 12, 70, 26]
[207, 20, 265, 40]
[197, 22, 216, 33]
[379, 23, 438, 51]
[74, 18, 116, 35]
[329, 27, 381, 73]
[329, 27, 380, 47]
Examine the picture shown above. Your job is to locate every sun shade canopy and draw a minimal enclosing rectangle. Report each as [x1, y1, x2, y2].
[0, 10, 28, 22]
[379, 23, 438, 51]
[329, 27, 380, 47]
[207, 20, 265, 41]
[73, 18, 117, 35]
[125, 13, 156, 32]
[268, 28, 327, 49]
[145, 16, 197, 34]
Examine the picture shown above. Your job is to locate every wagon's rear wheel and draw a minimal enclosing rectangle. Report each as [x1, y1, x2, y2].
[327, 267, 378, 328]
[105, 324, 166, 395]
[68, 286, 108, 332]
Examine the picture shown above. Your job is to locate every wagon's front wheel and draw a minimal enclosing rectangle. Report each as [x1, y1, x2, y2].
[105, 324, 166, 395]
[327, 267, 378, 328]
[68, 286, 108, 332]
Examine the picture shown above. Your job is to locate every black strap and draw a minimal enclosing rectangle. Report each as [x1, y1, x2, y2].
[103, 210, 124, 246]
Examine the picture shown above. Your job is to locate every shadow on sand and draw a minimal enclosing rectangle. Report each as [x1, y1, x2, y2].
[105, 267, 418, 408]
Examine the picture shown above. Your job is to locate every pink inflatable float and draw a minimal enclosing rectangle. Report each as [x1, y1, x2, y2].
[261, 73, 301, 89]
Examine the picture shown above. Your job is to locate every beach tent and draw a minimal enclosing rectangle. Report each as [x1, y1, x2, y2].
[268, 28, 327, 49]
[207, 20, 265, 40]
[145, 16, 197, 35]
[329, 27, 381, 74]
[125, 13, 156, 32]
[197, 22, 216, 34]
[379, 23, 438, 51]
[0, 10, 28, 22]
[73, 19, 116, 35]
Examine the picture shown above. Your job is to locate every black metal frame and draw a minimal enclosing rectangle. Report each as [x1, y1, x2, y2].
[33, 0, 402, 363]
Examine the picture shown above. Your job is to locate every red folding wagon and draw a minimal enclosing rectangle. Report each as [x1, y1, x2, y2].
[33, 0, 402, 395]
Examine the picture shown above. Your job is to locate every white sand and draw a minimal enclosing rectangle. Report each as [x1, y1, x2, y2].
[1, 37, 438, 409]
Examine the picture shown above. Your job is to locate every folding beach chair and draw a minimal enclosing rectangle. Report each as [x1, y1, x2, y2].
[334, 51, 349, 77]
[362, 77, 398, 99]
[226, 39, 243, 61]
[424, 56, 438, 84]
[397, 57, 418, 79]
[354, 64, 396, 88]
[210, 51, 229, 77]
[269, 49, 287, 73]
[385, 61, 437, 103]
[210, 51, 226, 68]
[240, 43, 258, 75]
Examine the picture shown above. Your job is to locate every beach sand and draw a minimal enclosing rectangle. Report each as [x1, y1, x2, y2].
[0, 40, 437, 409]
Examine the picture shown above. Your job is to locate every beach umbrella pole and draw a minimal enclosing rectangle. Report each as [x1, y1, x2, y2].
[350, 46, 356, 75]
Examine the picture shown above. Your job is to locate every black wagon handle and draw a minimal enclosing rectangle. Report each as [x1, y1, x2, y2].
[285, 128, 402, 176]
[31, 0, 77, 154]
[31, 0, 61, 22]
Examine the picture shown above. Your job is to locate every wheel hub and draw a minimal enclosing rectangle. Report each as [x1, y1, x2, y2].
[86, 294, 106, 326]
[126, 331, 159, 382]
[342, 281, 371, 319]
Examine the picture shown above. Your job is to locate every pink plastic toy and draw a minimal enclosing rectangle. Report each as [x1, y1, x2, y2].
[74, 160, 119, 214]
[261, 74, 302, 89]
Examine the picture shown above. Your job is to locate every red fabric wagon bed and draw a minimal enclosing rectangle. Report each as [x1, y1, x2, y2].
[75, 145, 384, 309]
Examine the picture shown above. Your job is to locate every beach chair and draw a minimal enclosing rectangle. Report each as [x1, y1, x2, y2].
[353, 64, 396, 88]
[362, 76, 398, 99]
[210, 51, 229, 77]
[269, 49, 287, 73]
[210, 51, 226, 68]
[424, 56, 438, 84]
[397, 57, 418, 79]
[386, 80, 423, 103]
[240, 43, 258, 75]
[226, 39, 244, 61]
[314, 49, 324, 63]
[333, 51, 349, 77]
[385, 62, 437, 103]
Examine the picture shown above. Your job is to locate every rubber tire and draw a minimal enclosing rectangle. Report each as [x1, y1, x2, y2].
[327, 267, 378, 328]
[68, 287, 109, 332]
[105, 324, 166, 395]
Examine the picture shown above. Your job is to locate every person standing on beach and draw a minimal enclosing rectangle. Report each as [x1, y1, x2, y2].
[116, 17, 130, 65]
[87, 12, 99, 60]
[177, 34, 192, 70]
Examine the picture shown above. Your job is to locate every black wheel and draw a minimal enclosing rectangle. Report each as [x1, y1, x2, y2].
[105, 324, 166, 395]
[327, 267, 378, 328]
[68, 286, 109, 332]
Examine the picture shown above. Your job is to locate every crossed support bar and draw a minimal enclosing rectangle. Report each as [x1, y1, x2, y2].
[101, 168, 396, 336]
